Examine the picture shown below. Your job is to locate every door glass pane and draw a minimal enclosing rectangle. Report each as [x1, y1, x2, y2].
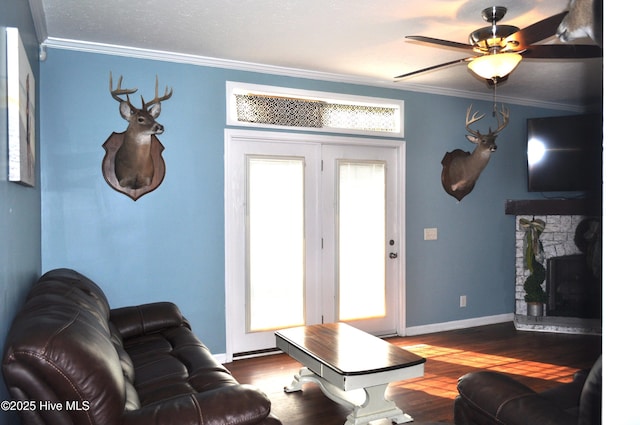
[247, 156, 305, 332]
[337, 160, 386, 321]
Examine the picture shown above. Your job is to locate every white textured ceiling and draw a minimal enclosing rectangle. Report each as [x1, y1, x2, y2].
[28, 0, 602, 110]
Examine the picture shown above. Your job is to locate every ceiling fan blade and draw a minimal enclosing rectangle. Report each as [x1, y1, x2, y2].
[394, 57, 473, 80]
[523, 44, 602, 59]
[405, 35, 473, 51]
[506, 12, 568, 47]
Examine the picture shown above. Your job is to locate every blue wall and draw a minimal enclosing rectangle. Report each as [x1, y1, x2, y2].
[38, 48, 566, 355]
[0, 1, 41, 423]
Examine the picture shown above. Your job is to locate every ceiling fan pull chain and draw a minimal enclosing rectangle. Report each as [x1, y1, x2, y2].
[493, 81, 497, 117]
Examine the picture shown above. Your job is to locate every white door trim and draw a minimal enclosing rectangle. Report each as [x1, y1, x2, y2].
[223, 129, 406, 361]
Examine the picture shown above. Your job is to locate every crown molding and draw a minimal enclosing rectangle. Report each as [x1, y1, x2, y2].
[41, 37, 583, 113]
[27, 0, 48, 43]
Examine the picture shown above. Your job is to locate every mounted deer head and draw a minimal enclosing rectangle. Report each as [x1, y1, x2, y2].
[108, 73, 173, 190]
[556, 0, 602, 46]
[441, 104, 509, 201]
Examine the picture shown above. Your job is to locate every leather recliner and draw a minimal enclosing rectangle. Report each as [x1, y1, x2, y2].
[453, 355, 601, 425]
[2, 268, 282, 425]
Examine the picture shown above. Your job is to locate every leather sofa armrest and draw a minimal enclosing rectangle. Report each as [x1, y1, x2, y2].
[122, 384, 273, 425]
[539, 369, 587, 410]
[110, 302, 190, 339]
[455, 371, 576, 425]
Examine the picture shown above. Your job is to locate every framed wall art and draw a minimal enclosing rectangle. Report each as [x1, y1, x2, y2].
[6, 27, 36, 187]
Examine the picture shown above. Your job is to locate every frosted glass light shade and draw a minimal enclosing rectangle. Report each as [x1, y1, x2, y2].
[468, 53, 522, 79]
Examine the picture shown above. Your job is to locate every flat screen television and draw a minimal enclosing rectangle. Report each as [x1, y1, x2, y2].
[527, 113, 602, 192]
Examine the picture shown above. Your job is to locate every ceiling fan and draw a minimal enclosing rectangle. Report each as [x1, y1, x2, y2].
[395, 6, 602, 85]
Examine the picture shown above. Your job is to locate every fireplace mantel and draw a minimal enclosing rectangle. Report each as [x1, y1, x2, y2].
[504, 198, 601, 216]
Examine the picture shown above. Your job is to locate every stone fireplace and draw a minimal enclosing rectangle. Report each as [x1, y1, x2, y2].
[506, 199, 602, 334]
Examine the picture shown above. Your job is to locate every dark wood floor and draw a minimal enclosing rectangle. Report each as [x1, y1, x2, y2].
[225, 322, 601, 425]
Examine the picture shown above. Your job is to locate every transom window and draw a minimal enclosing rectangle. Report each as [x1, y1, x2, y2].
[226, 82, 404, 137]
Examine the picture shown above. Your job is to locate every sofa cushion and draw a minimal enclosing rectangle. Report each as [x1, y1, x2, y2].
[110, 302, 189, 339]
[124, 326, 238, 405]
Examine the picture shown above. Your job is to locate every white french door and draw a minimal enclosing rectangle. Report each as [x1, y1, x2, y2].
[320, 145, 399, 336]
[224, 129, 405, 357]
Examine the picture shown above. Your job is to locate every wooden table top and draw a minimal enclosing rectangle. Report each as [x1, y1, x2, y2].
[275, 322, 425, 376]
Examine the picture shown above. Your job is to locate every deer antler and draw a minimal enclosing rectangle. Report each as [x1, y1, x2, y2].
[109, 72, 138, 103]
[492, 104, 510, 135]
[465, 105, 486, 137]
[143, 75, 173, 110]
[466, 104, 510, 136]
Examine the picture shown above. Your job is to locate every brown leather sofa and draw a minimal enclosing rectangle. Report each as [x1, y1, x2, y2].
[453, 355, 601, 425]
[2, 268, 282, 425]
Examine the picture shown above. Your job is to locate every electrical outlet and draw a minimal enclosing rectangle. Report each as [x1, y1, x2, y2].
[424, 228, 438, 240]
[460, 295, 467, 308]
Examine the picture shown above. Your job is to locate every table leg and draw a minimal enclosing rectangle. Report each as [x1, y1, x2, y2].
[284, 367, 365, 407]
[346, 384, 413, 425]
[284, 367, 414, 425]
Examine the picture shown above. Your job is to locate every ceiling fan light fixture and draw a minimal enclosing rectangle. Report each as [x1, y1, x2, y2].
[470, 24, 520, 51]
[467, 52, 522, 79]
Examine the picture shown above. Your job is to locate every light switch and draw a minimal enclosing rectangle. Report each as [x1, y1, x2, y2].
[424, 228, 438, 240]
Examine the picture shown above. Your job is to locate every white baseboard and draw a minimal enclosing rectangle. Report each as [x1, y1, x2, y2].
[405, 313, 514, 336]
[212, 353, 228, 364]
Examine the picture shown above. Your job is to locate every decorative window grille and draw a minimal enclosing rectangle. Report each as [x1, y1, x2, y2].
[235, 94, 323, 128]
[227, 82, 403, 137]
[321, 103, 397, 133]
